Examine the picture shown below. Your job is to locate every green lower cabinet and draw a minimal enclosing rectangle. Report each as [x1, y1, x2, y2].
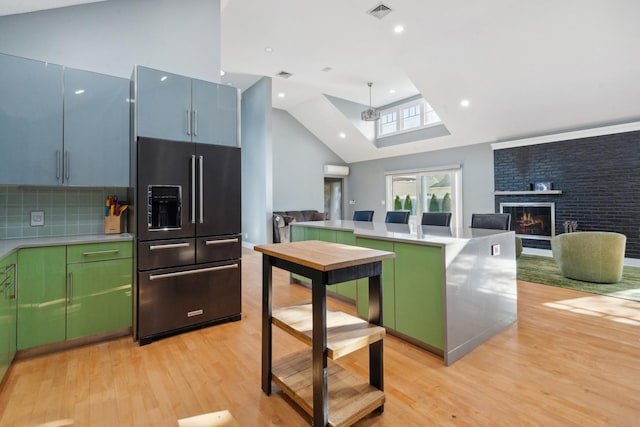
[1, 251, 18, 382]
[394, 242, 444, 350]
[335, 231, 357, 300]
[356, 238, 395, 329]
[66, 258, 132, 340]
[17, 247, 67, 350]
[290, 224, 306, 242]
[289, 227, 357, 301]
[17, 242, 133, 351]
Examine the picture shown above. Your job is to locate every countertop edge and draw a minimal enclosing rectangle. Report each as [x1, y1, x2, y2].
[0, 233, 134, 259]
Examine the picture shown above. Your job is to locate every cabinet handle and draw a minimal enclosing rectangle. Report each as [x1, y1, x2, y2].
[149, 242, 190, 250]
[65, 151, 70, 181]
[205, 238, 239, 245]
[193, 110, 198, 136]
[82, 249, 120, 256]
[9, 263, 16, 299]
[186, 109, 191, 136]
[149, 263, 238, 281]
[68, 272, 73, 304]
[0, 264, 14, 297]
[191, 155, 196, 224]
[199, 155, 204, 224]
[56, 150, 61, 180]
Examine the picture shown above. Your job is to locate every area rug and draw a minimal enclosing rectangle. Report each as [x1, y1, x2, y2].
[517, 254, 640, 302]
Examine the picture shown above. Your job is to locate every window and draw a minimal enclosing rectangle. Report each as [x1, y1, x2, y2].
[380, 111, 397, 135]
[378, 98, 441, 138]
[386, 166, 462, 229]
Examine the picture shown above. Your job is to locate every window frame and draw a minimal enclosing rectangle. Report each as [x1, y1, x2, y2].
[377, 98, 441, 138]
[385, 165, 463, 230]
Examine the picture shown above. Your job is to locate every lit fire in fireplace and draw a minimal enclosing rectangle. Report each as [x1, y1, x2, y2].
[500, 202, 555, 240]
[518, 212, 545, 227]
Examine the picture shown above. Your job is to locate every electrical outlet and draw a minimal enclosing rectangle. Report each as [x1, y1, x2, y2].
[31, 211, 45, 226]
[491, 244, 501, 256]
[349, 200, 356, 205]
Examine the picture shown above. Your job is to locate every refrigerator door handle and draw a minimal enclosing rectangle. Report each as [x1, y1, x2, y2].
[199, 155, 204, 224]
[191, 155, 196, 224]
[149, 263, 238, 280]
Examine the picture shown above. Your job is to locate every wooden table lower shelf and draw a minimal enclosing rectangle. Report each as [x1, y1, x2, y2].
[272, 350, 385, 427]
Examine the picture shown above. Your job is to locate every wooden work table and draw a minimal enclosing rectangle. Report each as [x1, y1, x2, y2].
[255, 240, 395, 427]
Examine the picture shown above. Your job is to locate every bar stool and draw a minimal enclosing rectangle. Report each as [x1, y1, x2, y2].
[384, 211, 410, 224]
[421, 212, 452, 226]
[353, 210, 375, 221]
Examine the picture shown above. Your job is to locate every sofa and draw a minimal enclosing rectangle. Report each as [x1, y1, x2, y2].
[550, 231, 626, 283]
[272, 210, 326, 243]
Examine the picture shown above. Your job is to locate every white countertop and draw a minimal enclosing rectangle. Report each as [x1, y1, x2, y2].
[291, 220, 512, 247]
[0, 233, 133, 259]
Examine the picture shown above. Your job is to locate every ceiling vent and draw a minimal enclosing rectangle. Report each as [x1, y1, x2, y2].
[368, 3, 392, 19]
[276, 70, 293, 79]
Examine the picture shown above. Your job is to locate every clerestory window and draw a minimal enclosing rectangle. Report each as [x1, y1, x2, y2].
[377, 99, 441, 138]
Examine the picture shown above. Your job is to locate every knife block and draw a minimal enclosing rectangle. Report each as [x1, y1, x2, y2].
[104, 216, 124, 234]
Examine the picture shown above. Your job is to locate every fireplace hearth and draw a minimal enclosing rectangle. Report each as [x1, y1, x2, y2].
[500, 202, 555, 240]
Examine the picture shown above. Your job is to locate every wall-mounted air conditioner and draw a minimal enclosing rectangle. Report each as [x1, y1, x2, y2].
[323, 164, 349, 176]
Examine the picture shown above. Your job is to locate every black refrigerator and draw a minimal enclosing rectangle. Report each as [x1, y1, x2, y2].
[135, 137, 241, 345]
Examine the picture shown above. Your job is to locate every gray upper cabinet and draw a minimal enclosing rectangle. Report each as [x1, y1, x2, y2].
[191, 79, 238, 146]
[0, 53, 130, 186]
[0, 53, 63, 185]
[135, 66, 239, 146]
[135, 67, 191, 142]
[63, 68, 129, 187]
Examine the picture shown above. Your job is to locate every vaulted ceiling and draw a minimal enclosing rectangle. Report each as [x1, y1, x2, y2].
[3, 0, 639, 163]
[220, 0, 640, 163]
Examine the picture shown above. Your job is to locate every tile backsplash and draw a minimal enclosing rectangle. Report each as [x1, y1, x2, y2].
[0, 186, 129, 239]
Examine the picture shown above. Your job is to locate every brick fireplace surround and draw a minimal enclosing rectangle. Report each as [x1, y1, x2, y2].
[494, 130, 639, 258]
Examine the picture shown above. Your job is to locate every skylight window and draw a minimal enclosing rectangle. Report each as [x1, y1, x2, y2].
[377, 98, 441, 138]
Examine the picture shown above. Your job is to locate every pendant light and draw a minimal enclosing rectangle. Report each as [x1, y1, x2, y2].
[361, 82, 380, 121]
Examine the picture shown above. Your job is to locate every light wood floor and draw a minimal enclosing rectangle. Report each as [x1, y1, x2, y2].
[1, 248, 639, 426]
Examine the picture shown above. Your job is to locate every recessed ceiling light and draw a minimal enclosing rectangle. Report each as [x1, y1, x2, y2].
[220, 70, 226, 76]
[160, 76, 167, 82]
[460, 99, 471, 107]
[389, 89, 396, 94]
[264, 46, 274, 53]
[339, 132, 346, 139]
[393, 25, 404, 33]
[74, 89, 85, 95]
[278, 92, 285, 98]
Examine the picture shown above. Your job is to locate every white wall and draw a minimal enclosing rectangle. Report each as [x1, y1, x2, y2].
[272, 108, 346, 212]
[0, 0, 221, 82]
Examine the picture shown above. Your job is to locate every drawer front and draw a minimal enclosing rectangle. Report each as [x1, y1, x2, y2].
[196, 234, 241, 264]
[137, 260, 241, 339]
[137, 238, 195, 271]
[67, 241, 132, 263]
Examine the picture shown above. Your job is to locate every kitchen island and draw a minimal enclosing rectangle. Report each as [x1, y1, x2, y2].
[290, 220, 517, 365]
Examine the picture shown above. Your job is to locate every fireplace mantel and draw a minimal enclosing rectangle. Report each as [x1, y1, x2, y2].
[494, 190, 562, 195]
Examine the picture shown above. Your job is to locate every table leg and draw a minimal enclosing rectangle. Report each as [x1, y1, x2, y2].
[261, 254, 273, 395]
[369, 272, 384, 412]
[312, 273, 328, 427]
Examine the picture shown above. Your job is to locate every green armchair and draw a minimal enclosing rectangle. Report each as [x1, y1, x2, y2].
[550, 231, 626, 283]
